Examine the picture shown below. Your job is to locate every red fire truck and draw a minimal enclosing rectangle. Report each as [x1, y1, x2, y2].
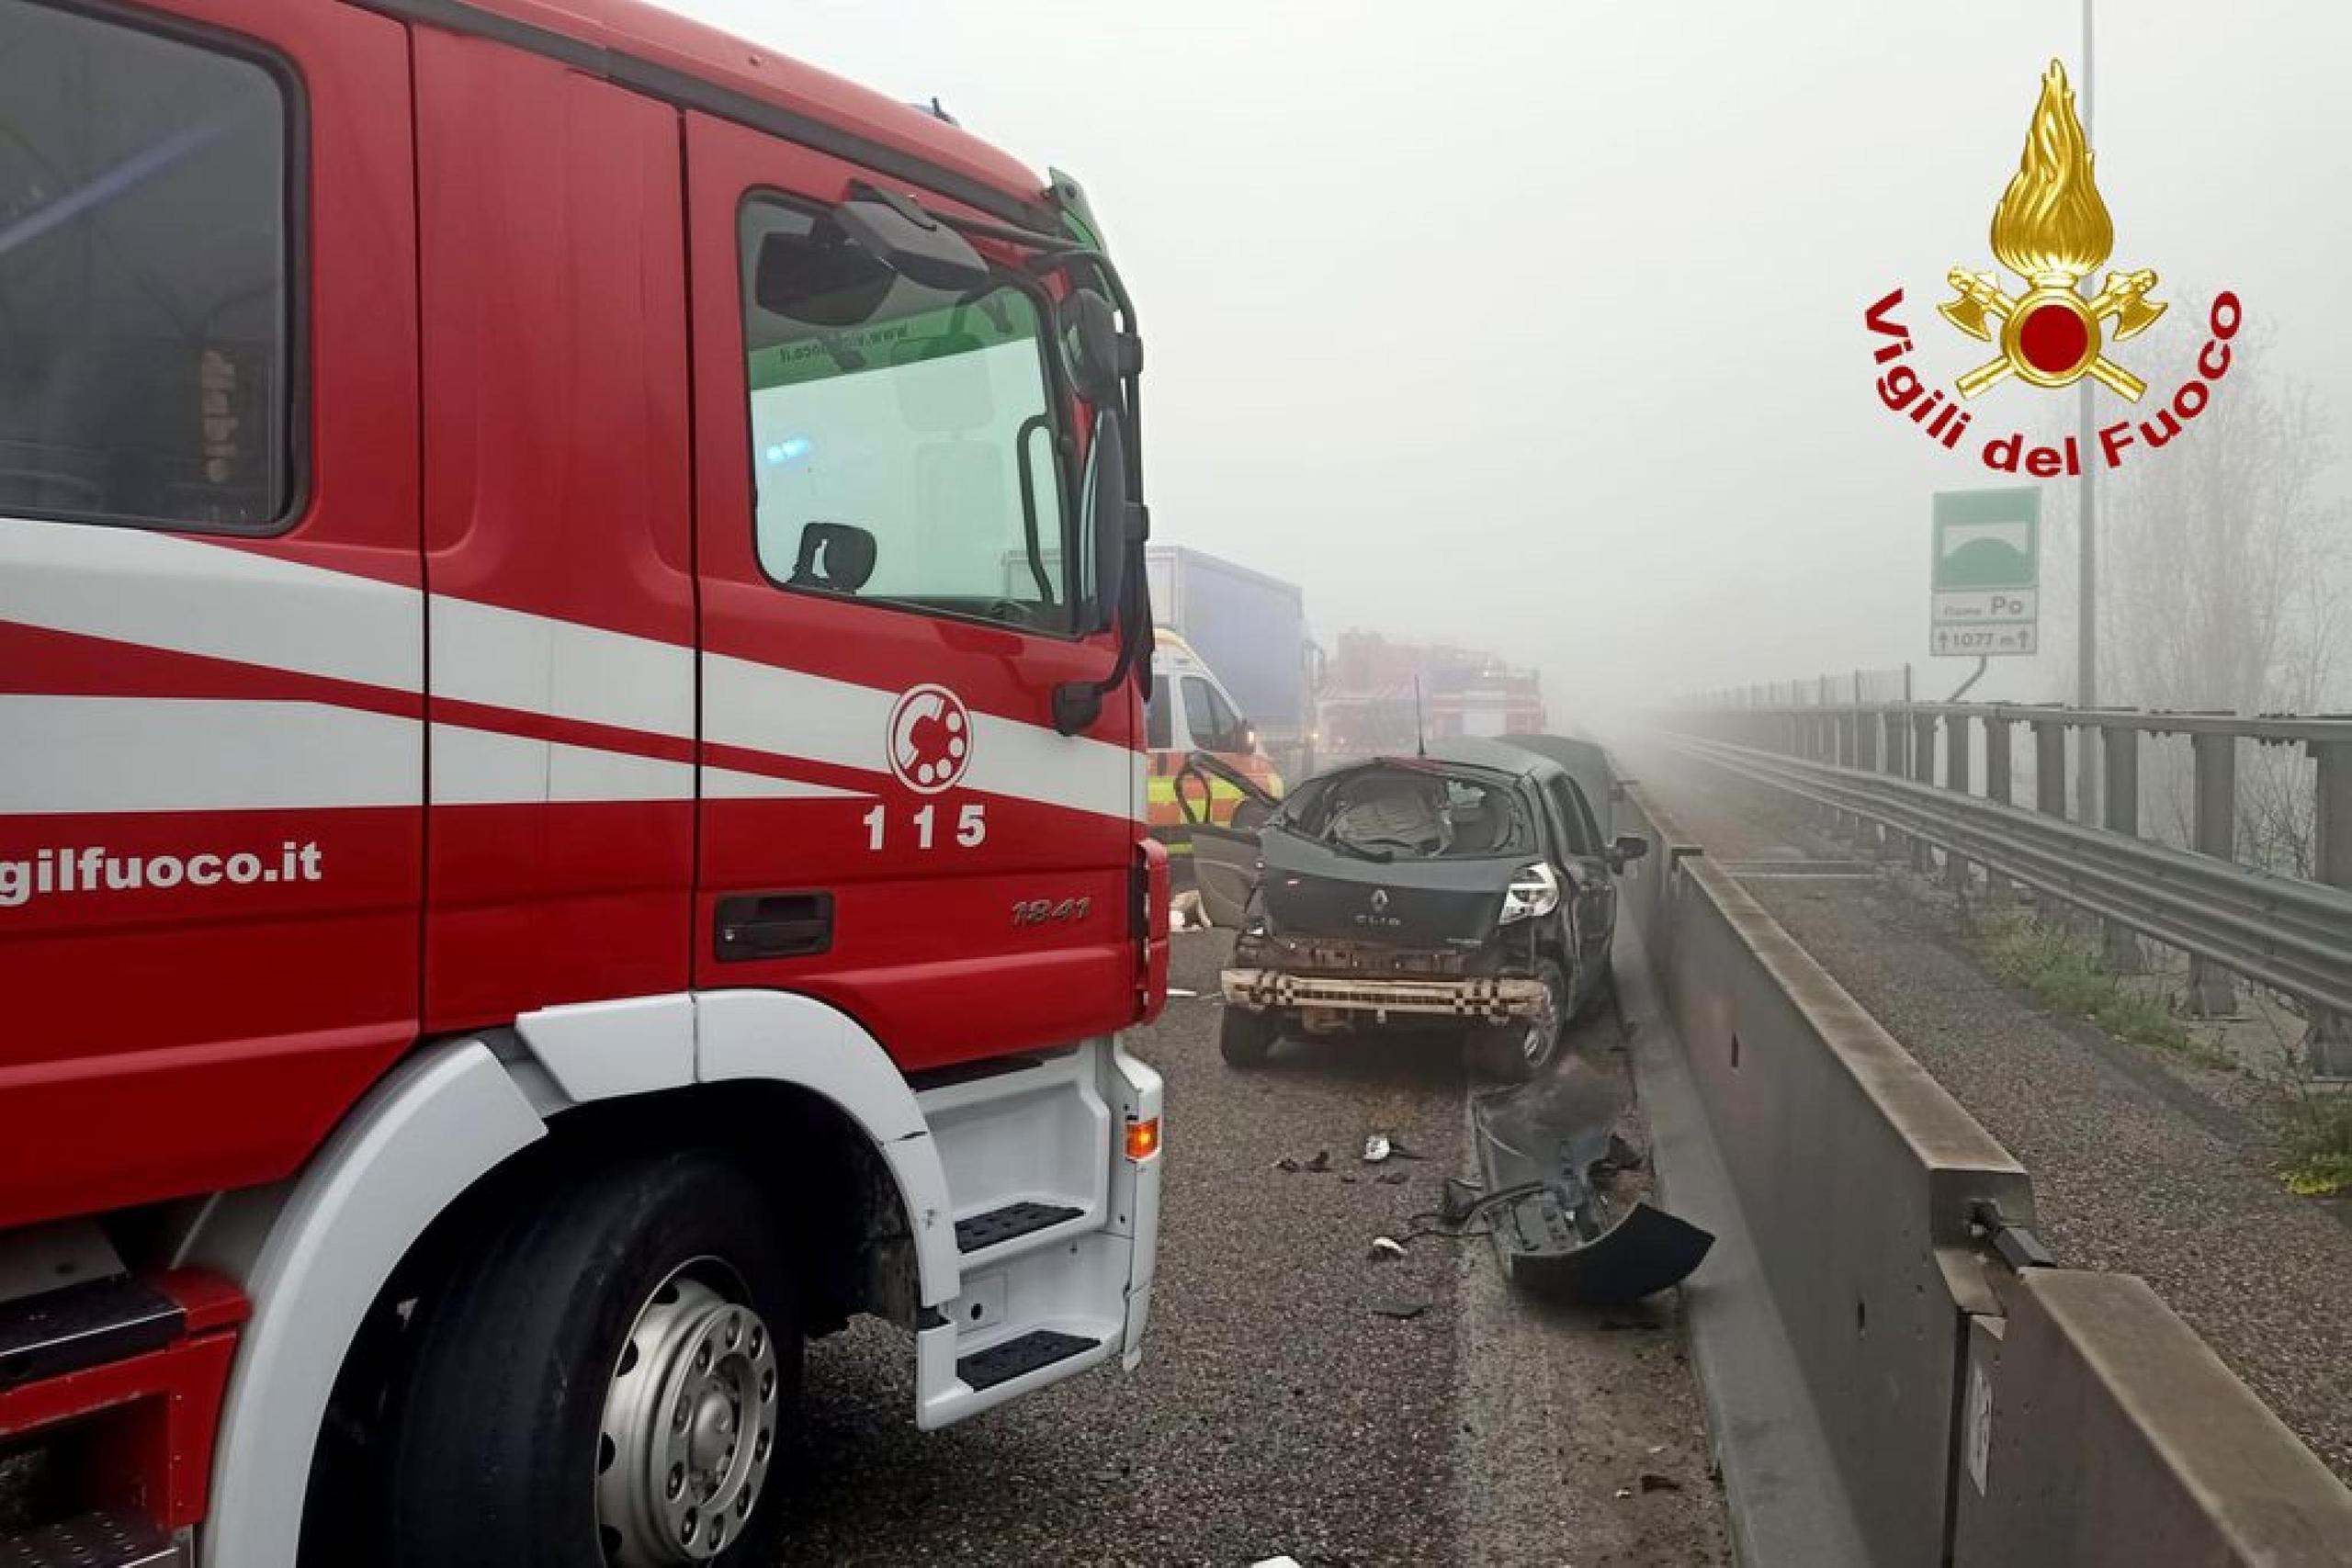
[0, 2, 1165, 1562]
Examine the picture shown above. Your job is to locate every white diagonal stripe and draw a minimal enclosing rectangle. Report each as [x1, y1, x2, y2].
[0, 695, 421, 813]
[703, 653, 1136, 822]
[0, 515, 420, 691]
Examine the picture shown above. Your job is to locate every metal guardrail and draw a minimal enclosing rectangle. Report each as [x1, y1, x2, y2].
[1658, 693, 2352, 1072]
[1663, 733, 2352, 1020]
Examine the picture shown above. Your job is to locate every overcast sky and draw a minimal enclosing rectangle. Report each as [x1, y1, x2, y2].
[673, 0, 2352, 713]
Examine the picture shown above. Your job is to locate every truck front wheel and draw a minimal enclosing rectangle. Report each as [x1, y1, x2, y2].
[381, 1149, 801, 1568]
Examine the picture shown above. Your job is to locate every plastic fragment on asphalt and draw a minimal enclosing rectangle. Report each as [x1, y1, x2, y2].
[1251, 1558, 1304, 1567]
[1377, 1170, 1409, 1185]
[1363, 1133, 1391, 1163]
[1304, 1149, 1330, 1172]
[1273, 1156, 1300, 1173]
[1166, 987, 1199, 998]
[1369, 1297, 1429, 1319]
[1368, 1235, 1407, 1260]
[1613, 1488, 1633, 1500]
[1639, 1472, 1682, 1493]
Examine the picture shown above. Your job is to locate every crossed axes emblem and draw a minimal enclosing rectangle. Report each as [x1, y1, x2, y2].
[1939, 266, 2166, 401]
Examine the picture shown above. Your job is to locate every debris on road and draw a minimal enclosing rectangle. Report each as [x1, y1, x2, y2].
[1639, 1472, 1683, 1494]
[1377, 1169, 1410, 1186]
[1369, 1297, 1430, 1320]
[1273, 1156, 1300, 1173]
[1368, 1235, 1408, 1261]
[1363, 1132, 1392, 1163]
[1304, 1149, 1330, 1173]
[1473, 1066, 1713, 1304]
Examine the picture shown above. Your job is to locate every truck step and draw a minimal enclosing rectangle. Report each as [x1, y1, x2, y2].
[0, 1510, 180, 1568]
[954, 1201, 1083, 1254]
[956, 1329, 1100, 1392]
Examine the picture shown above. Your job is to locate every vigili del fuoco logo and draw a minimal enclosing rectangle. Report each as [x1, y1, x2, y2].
[1864, 60, 2241, 476]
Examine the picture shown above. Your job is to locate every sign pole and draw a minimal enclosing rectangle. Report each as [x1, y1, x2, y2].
[2075, 0, 2100, 824]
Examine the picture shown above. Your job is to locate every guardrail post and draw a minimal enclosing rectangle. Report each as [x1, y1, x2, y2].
[2100, 725, 2148, 973]
[1879, 710, 1907, 861]
[2031, 720, 2068, 921]
[1853, 705, 1881, 853]
[2307, 739, 2352, 1074]
[1984, 716, 2014, 903]
[1912, 712, 1939, 874]
[2184, 732, 2240, 1018]
[1944, 712, 1973, 893]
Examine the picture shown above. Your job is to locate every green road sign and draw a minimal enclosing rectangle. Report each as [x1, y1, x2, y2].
[1931, 488, 2040, 657]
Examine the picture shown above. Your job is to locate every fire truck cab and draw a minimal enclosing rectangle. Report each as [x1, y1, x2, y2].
[0, 2, 1164, 1563]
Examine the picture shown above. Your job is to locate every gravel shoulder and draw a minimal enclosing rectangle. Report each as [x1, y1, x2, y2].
[1629, 742, 2352, 1483]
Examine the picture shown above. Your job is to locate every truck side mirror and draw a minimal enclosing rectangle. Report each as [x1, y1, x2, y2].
[1082, 411, 1141, 636]
[1608, 833, 1650, 871]
[1059, 288, 1136, 405]
[831, 189, 991, 293]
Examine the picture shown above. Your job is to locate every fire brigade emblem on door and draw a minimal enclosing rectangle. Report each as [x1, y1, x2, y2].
[888, 683, 973, 794]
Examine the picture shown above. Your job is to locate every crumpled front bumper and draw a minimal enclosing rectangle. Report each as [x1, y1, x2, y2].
[1221, 967, 1546, 1021]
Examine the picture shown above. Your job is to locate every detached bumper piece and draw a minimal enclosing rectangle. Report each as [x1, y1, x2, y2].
[1221, 967, 1547, 1021]
[1471, 1069, 1713, 1305]
[0, 1271, 245, 1565]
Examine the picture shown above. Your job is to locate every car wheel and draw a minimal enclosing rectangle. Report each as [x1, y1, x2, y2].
[1219, 1005, 1280, 1066]
[1467, 957, 1567, 1083]
[379, 1150, 800, 1568]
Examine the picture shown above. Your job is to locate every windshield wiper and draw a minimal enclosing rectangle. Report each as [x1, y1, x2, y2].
[1318, 837, 1394, 863]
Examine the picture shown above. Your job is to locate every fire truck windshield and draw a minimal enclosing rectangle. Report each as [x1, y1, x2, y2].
[741, 195, 1076, 634]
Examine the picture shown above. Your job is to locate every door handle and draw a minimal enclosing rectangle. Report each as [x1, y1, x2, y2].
[715, 891, 833, 961]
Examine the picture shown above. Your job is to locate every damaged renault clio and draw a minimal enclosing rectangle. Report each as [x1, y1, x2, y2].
[1217, 738, 1648, 1080]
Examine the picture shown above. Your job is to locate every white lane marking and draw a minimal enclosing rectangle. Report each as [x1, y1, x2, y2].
[0, 515, 421, 692]
[0, 695, 422, 814]
[705, 652, 1136, 822]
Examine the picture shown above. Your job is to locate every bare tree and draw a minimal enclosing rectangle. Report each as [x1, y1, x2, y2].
[2105, 305, 2349, 718]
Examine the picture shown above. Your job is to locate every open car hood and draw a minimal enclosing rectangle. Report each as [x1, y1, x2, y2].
[1256, 826, 1518, 949]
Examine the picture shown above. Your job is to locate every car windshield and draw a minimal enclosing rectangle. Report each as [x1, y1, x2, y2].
[1277, 762, 1532, 860]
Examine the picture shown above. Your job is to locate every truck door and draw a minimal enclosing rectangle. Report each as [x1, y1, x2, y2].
[0, 0, 420, 1224]
[683, 114, 1138, 1068]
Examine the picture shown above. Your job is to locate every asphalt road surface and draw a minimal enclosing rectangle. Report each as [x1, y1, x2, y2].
[769, 931, 1729, 1567]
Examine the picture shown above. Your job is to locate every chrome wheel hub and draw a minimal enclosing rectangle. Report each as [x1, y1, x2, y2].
[597, 1263, 780, 1565]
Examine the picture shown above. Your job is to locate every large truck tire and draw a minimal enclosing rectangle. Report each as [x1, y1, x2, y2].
[380, 1149, 802, 1568]
[1465, 957, 1567, 1083]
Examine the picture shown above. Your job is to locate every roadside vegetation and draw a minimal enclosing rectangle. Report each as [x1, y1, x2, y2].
[1975, 912, 2196, 1054]
[1971, 909, 2351, 1197]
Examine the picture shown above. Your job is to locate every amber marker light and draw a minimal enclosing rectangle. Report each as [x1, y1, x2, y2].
[1125, 1117, 1162, 1160]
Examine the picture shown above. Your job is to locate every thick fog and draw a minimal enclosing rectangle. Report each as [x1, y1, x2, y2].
[676, 0, 2352, 718]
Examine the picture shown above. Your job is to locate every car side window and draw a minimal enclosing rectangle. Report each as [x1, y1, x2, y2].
[1146, 682, 1171, 749]
[1204, 684, 1246, 750]
[1547, 778, 1600, 856]
[1180, 677, 1220, 750]
[0, 0, 295, 531]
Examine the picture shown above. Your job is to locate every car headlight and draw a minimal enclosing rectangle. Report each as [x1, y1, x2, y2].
[1498, 862, 1560, 925]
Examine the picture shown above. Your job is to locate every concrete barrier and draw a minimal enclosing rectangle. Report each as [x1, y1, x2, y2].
[1616, 779, 2352, 1565]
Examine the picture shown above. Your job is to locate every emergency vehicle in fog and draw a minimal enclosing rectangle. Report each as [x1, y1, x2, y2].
[0, 2, 1164, 1563]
